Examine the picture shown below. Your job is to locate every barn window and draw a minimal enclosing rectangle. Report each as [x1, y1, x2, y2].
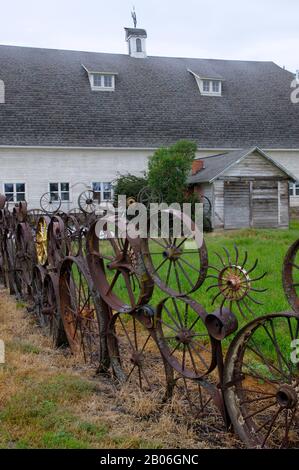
[92, 182, 113, 201]
[136, 38, 142, 53]
[289, 181, 299, 196]
[49, 182, 70, 202]
[4, 183, 26, 202]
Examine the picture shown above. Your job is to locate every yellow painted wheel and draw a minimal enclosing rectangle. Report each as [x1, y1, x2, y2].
[36, 216, 49, 266]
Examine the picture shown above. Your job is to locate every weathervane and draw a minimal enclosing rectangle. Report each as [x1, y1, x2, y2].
[131, 6, 137, 28]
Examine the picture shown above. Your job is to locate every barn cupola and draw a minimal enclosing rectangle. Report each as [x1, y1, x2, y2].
[125, 27, 147, 58]
[125, 8, 147, 58]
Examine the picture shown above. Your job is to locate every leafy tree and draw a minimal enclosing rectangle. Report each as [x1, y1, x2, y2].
[113, 173, 148, 204]
[147, 140, 197, 205]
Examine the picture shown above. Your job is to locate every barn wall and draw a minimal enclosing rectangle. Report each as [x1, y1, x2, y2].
[0, 147, 151, 209]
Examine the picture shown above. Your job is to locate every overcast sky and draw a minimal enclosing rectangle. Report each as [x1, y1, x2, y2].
[0, 0, 298, 72]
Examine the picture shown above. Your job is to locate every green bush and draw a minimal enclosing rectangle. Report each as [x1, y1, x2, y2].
[147, 140, 197, 205]
[113, 173, 148, 204]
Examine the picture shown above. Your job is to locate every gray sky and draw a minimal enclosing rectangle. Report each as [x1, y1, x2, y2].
[0, 0, 298, 72]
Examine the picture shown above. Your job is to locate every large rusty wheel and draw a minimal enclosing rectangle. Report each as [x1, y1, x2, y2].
[87, 221, 154, 313]
[140, 209, 208, 297]
[155, 297, 218, 380]
[35, 216, 50, 266]
[15, 222, 36, 296]
[283, 238, 299, 313]
[59, 257, 110, 369]
[64, 214, 81, 257]
[42, 273, 68, 348]
[224, 313, 299, 448]
[31, 265, 46, 321]
[47, 215, 67, 267]
[107, 309, 174, 399]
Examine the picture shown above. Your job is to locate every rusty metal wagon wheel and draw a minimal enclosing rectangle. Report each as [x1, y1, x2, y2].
[140, 209, 208, 297]
[87, 221, 154, 313]
[283, 238, 299, 313]
[63, 214, 82, 257]
[0, 194, 7, 210]
[47, 215, 67, 267]
[31, 265, 46, 320]
[207, 245, 267, 318]
[42, 273, 68, 348]
[15, 222, 36, 295]
[59, 257, 110, 370]
[155, 297, 218, 380]
[35, 216, 50, 266]
[78, 190, 99, 215]
[40, 191, 62, 215]
[107, 308, 174, 399]
[224, 312, 299, 448]
[3, 231, 21, 297]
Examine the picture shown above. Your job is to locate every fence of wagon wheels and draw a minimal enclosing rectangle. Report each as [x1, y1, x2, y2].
[0, 190, 299, 449]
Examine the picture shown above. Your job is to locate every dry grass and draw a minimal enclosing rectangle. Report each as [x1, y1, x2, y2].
[0, 287, 241, 449]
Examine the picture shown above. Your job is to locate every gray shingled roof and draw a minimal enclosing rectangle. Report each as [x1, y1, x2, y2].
[125, 28, 147, 38]
[187, 147, 297, 184]
[0, 44, 298, 148]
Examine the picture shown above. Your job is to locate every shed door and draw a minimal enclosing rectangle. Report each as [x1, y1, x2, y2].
[224, 181, 250, 229]
[252, 181, 278, 228]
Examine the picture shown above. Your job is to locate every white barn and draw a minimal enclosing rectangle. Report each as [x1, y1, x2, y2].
[0, 25, 299, 210]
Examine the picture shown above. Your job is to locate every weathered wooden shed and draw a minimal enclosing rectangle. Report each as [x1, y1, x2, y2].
[188, 147, 296, 229]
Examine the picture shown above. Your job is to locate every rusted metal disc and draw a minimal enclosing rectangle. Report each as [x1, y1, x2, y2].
[224, 312, 299, 448]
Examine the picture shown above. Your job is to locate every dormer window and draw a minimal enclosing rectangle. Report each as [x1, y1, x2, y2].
[188, 69, 223, 97]
[82, 65, 117, 92]
[91, 73, 115, 91]
[201, 79, 222, 95]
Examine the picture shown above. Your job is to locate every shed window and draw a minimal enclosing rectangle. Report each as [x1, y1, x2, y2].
[4, 183, 26, 202]
[49, 182, 70, 201]
[136, 38, 142, 52]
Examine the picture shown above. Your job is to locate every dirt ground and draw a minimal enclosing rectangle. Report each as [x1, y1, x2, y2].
[0, 287, 242, 449]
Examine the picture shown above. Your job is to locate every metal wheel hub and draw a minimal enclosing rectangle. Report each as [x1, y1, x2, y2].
[162, 246, 182, 261]
[175, 328, 194, 345]
[276, 384, 298, 409]
[130, 351, 144, 366]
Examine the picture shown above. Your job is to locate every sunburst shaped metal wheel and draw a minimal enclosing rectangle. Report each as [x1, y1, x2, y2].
[207, 245, 267, 318]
